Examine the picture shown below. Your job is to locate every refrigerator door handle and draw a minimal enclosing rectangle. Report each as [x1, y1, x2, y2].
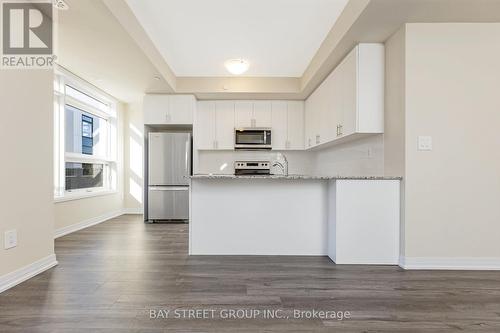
[185, 140, 189, 175]
[149, 186, 189, 191]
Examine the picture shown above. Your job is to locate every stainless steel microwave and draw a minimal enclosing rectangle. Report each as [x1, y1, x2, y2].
[234, 128, 272, 150]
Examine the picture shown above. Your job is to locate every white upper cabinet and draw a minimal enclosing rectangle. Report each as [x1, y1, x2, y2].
[253, 101, 272, 127]
[214, 101, 235, 150]
[287, 101, 304, 150]
[304, 43, 384, 149]
[195, 101, 234, 150]
[271, 102, 288, 150]
[235, 101, 272, 128]
[195, 101, 216, 150]
[234, 101, 253, 128]
[305, 90, 320, 148]
[272, 101, 304, 150]
[355, 43, 385, 134]
[197, 100, 304, 151]
[144, 94, 195, 125]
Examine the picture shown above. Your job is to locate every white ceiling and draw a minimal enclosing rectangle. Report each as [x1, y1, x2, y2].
[125, 0, 348, 77]
[57, 0, 173, 103]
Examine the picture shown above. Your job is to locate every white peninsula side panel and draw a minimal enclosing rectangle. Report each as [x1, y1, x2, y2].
[328, 180, 400, 264]
[190, 178, 328, 255]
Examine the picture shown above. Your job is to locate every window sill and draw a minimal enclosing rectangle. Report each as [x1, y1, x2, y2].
[54, 189, 118, 203]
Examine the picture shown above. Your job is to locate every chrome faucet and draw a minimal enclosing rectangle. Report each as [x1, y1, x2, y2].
[272, 153, 288, 176]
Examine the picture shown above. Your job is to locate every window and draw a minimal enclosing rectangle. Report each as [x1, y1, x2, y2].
[54, 69, 118, 199]
[81, 114, 94, 155]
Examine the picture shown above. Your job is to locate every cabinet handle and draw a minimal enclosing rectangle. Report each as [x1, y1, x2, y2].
[339, 125, 343, 136]
[316, 135, 320, 144]
[336, 125, 340, 137]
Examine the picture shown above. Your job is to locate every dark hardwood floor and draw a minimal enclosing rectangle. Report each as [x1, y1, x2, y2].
[1, 215, 500, 332]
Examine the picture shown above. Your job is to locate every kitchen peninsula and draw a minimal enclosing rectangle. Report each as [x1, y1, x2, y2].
[189, 175, 401, 264]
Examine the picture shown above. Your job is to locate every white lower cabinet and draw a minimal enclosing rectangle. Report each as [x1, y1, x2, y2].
[328, 180, 400, 264]
[195, 101, 234, 150]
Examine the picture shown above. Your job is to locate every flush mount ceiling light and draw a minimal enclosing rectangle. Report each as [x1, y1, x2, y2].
[53, 0, 69, 10]
[224, 59, 249, 75]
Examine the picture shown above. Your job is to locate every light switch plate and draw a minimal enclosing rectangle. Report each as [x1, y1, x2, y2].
[4, 230, 17, 249]
[418, 136, 433, 151]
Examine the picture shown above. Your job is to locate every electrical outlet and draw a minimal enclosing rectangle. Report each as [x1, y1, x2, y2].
[418, 136, 433, 151]
[4, 230, 17, 250]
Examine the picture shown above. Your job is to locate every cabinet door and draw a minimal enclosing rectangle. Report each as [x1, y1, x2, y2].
[287, 101, 304, 150]
[215, 101, 235, 150]
[195, 101, 216, 150]
[330, 65, 343, 140]
[271, 101, 287, 150]
[320, 72, 337, 144]
[340, 48, 358, 137]
[234, 101, 253, 128]
[305, 93, 318, 148]
[143, 95, 169, 124]
[253, 101, 272, 127]
[169, 95, 195, 125]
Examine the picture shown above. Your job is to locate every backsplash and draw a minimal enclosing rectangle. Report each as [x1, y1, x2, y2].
[196, 150, 315, 175]
[195, 135, 384, 176]
[313, 135, 384, 176]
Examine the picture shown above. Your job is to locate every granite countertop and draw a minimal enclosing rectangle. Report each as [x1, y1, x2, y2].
[189, 174, 402, 180]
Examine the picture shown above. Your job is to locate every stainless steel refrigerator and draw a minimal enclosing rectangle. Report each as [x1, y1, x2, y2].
[148, 132, 191, 221]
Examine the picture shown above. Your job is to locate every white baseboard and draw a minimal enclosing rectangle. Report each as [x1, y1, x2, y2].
[122, 208, 143, 215]
[0, 254, 58, 293]
[54, 210, 123, 239]
[400, 256, 500, 270]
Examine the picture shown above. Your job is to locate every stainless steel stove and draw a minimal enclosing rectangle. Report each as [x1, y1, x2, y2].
[234, 161, 270, 176]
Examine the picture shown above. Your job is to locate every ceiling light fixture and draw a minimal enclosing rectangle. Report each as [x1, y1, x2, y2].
[53, 0, 69, 10]
[224, 59, 249, 75]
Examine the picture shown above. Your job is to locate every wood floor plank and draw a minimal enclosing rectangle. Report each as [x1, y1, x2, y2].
[1, 215, 499, 332]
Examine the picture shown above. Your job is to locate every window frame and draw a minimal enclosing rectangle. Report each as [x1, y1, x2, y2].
[54, 67, 119, 201]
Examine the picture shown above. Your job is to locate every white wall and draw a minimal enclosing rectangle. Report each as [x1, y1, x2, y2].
[403, 23, 500, 260]
[123, 102, 144, 212]
[0, 70, 55, 276]
[384, 26, 406, 258]
[54, 103, 126, 232]
[384, 27, 406, 178]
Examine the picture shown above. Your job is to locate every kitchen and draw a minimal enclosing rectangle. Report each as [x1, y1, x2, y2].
[3, 0, 500, 331]
[144, 43, 401, 264]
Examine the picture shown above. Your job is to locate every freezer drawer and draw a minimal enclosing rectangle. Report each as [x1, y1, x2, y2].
[148, 186, 189, 220]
